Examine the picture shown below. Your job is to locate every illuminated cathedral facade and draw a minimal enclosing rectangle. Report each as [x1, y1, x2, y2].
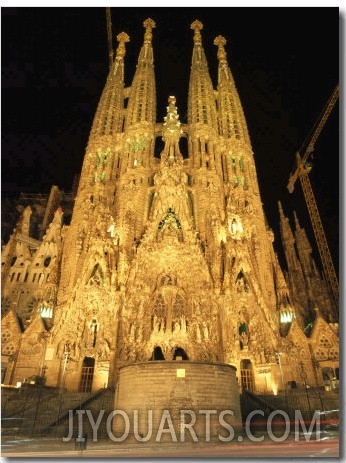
[1, 19, 339, 395]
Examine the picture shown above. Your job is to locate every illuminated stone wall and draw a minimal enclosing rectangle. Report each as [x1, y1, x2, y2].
[113, 361, 242, 442]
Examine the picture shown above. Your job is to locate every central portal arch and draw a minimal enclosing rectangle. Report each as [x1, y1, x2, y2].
[173, 347, 188, 360]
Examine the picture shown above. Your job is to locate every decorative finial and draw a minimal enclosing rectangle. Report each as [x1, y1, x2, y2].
[191, 20, 203, 44]
[115, 32, 130, 60]
[143, 18, 156, 43]
[214, 35, 227, 62]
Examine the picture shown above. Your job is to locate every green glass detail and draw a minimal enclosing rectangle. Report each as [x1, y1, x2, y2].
[104, 148, 110, 165]
[241, 177, 245, 186]
[134, 136, 140, 153]
[101, 171, 106, 183]
[233, 176, 238, 185]
[239, 322, 247, 334]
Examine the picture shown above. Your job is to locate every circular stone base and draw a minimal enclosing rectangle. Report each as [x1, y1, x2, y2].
[112, 361, 242, 444]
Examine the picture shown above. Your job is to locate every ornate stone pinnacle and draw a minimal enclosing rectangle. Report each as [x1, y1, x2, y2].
[293, 210, 301, 229]
[191, 20, 203, 44]
[143, 18, 156, 43]
[163, 96, 181, 137]
[116, 32, 130, 60]
[214, 35, 227, 61]
[161, 95, 182, 162]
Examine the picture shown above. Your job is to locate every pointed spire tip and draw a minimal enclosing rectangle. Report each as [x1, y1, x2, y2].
[293, 210, 301, 229]
[278, 201, 285, 216]
[115, 32, 130, 60]
[191, 19, 203, 44]
[214, 35, 227, 61]
[143, 18, 156, 43]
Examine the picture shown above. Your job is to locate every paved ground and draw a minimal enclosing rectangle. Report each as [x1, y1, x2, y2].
[1, 429, 339, 459]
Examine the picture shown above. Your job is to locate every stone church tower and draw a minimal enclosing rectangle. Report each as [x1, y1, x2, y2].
[1, 18, 338, 399]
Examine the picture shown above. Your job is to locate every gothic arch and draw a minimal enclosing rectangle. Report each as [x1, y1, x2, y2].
[235, 270, 249, 293]
[157, 208, 183, 241]
[87, 263, 105, 286]
[173, 347, 189, 360]
[150, 346, 165, 360]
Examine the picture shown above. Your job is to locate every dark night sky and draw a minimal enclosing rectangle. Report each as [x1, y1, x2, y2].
[1, 6, 340, 274]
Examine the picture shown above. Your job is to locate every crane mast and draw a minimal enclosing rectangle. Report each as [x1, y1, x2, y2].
[106, 7, 114, 70]
[287, 85, 339, 314]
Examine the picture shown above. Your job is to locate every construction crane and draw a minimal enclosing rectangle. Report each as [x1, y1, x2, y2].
[287, 84, 339, 313]
[106, 7, 114, 70]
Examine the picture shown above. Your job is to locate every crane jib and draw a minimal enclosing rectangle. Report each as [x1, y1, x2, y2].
[286, 84, 339, 314]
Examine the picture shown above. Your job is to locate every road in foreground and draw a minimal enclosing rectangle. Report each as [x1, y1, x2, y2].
[1, 434, 339, 459]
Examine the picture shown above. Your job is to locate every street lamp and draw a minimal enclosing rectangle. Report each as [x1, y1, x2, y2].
[60, 341, 70, 391]
[275, 351, 285, 392]
[300, 361, 312, 420]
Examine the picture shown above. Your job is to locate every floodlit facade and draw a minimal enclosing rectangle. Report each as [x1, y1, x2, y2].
[1, 19, 339, 396]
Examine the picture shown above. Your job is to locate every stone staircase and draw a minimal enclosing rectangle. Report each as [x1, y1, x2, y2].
[43, 387, 115, 439]
[241, 387, 339, 432]
[1, 386, 115, 439]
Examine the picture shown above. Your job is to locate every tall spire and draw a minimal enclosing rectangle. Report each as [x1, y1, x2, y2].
[293, 211, 301, 230]
[213, 34, 264, 212]
[125, 18, 156, 130]
[89, 31, 129, 141]
[75, 31, 129, 196]
[278, 201, 295, 248]
[278, 201, 305, 273]
[37, 208, 63, 330]
[293, 210, 315, 275]
[214, 35, 251, 147]
[278, 201, 311, 325]
[292, 211, 337, 322]
[188, 20, 218, 131]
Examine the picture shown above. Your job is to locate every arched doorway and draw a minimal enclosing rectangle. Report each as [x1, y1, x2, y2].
[79, 357, 95, 392]
[150, 346, 165, 360]
[173, 347, 189, 360]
